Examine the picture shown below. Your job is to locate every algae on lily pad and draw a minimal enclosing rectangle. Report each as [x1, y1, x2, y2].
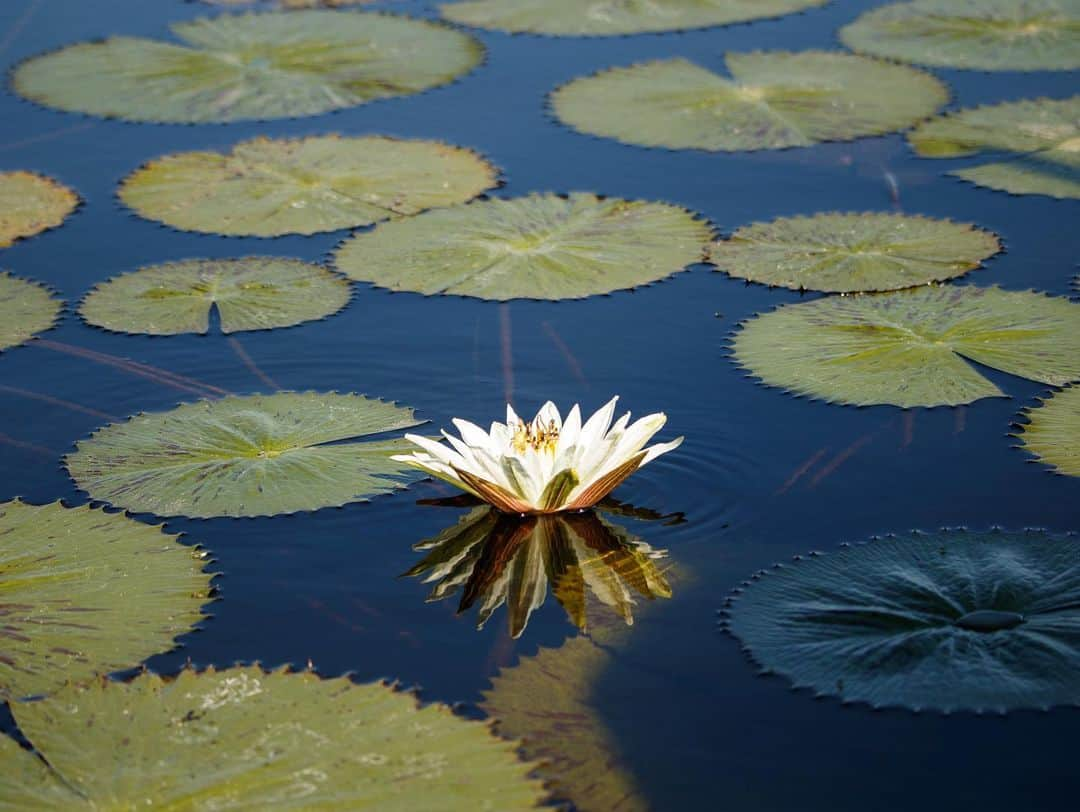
[709, 212, 1001, 293]
[551, 51, 947, 152]
[908, 96, 1080, 199]
[80, 257, 351, 335]
[723, 530, 1080, 713]
[66, 392, 424, 518]
[0, 500, 212, 701]
[0, 171, 79, 248]
[0, 666, 548, 810]
[840, 0, 1080, 72]
[440, 0, 829, 36]
[119, 135, 498, 238]
[12, 11, 483, 123]
[0, 272, 62, 352]
[1015, 386, 1080, 477]
[732, 285, 1080, 408]
[335, 192, 711, 300]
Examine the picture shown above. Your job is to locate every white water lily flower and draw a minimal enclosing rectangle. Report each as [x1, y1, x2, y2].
[392, 397, 683, 514]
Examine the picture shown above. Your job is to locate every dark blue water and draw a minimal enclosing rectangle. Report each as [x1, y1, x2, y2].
[1, 0, 1078, 809]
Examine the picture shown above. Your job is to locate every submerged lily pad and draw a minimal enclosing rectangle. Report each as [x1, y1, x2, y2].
[0, 666, 548, 810]
[840, 0, 1080, 72]
[335, 192, 710, 300]
[119, 135, 497, 238]
[1015, 386, 1080, 477]
[0, 171, 78, 248]
[12, 11, 482, 123]
[441, 0, 828, 36]
[0, 272, 62, 351]
[709, 212, 1000, 292]
[723, 530, 1080, 713]
[551, 51, 947, 152]
[66, 392, 424, 518]
[80, 257, 351, 335]
[732, 285, 1080, 408]
[0, 500, 212, 701]
[908, 96, 1080, 199]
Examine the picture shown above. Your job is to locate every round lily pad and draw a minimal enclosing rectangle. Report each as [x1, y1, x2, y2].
[66, 392, 424, 518]
[709, 212, 1001, 293]
[0, 500, 212, 701]
[440, 0, 828, 36]
[80, 257, 351, 335]
[551, 51, 948, 152]
[723, 530, 1080, 713]
[732, 285, 1080, 408]
[0, 666, 548, 810]
[0, 271, 62, 352]
[840, 0, 1080, 72]
[335, 192, 711, 300]
[12, 11, 483, 123]
[908, 96, 1080, 199]
[119, 135, 498, 238]
[0, 171, 78, 248]
[1016, 386, 1080, 477]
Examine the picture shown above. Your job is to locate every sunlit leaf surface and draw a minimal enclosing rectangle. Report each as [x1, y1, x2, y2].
[1016, 386, 1080, 477]
[0, 272, 61, 352]
[0, 171, 78, 248]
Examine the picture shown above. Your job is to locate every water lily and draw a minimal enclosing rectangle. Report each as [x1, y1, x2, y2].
[392, 397, 683, 514]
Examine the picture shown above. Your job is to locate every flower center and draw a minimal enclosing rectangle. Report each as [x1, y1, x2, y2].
[511, 419, 560, 455]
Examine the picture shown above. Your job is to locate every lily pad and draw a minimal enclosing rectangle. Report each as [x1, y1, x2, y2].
[12, 11, 483, 123]
[80, 257, 351, 335]
[840, 0, 1080, 72]
[66, 392, 425, 518]
[710, 213, 1000, 292]
[119, 135, 498, 238]
[732, 285, 1080, 408]
[0, 500, 212, 701]
[723, 530, 1080, 713]
[335, 192, 711, 300]
[0, 666, 548, 810]
[908, 96, 1080, 199]
[440, 0, 829, 36]
[1015, 386, 1080, 477]
[0, 272, 62, 352]
[0, 171, 78, 248]
[551, 51, 947, 152]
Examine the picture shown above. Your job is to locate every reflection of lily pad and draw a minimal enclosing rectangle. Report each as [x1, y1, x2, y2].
[335, 193, 710, 300]
[0, 272, 62, 351]
[552, 51, 947, 151]
[12, 11, 483, 123]
[441, 0, 828, 36]
[119, 135, 498, 238]
[908, 96, 1080, 199]
[66, 392, 424, 518]
[0, 171, 78, 248]
[733, 285, 1080, 408]
[80, 257, 351, 335]
[1016, 386, 1080, 477]
[0, 500, 212, 701]
[840, 0, 1080, 72]
[724, 531, 1080, 713]
[709, 212, 1000, 292]
[0, 666, 548, 809]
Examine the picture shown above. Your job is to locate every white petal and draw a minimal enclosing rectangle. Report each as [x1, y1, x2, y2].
[506, 403, 521, 426]
[536, 400, 562, 430]
[579, 396, 619, 450]
[640, 436, 684, 467]
[452, 418, 493, 450]
[402, 434, 466, 470]
[560, 404, 582, 449]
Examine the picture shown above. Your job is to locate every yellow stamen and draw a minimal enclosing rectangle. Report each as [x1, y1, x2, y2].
[511, 419, 560, 454]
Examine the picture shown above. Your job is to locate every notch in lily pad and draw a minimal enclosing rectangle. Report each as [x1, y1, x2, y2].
[0, 271, 62, 352]
[1014, 386, 1080, 478]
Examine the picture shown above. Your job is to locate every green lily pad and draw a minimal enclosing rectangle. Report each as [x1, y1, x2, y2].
[732, 285, 1080, 408]
[12, 11, 483, 123]
[119, 135, 498, 238]
[440, 0, 829, 36]
[1015, 386, 1080, 477]
[551, 51, 947, 152]
[0, 666, 548, 810]
[709, 212, 1000, 292]
[0, 171, 79, 248]
[908, 96, 1080, 199]
[335, 192, 711, 300]
[0, 272, 62, 352]
[840, 0, 1080, 72]
[0, 500, 212, 702]
[66, 392, 424, 518]
[723, 530, 1080, 713]
[80, 257, 351, 336]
